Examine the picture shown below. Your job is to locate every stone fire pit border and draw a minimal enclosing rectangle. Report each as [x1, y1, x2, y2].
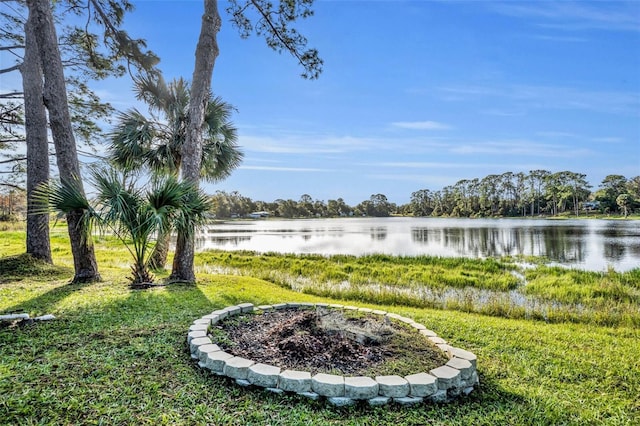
[188, 302, 479, 407]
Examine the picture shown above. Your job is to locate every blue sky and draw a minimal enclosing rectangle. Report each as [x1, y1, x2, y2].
[90, 1, 640, 204]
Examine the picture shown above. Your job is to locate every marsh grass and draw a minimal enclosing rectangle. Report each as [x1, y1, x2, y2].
[198, 250, 640, 327]
[1, 229, 639, 424]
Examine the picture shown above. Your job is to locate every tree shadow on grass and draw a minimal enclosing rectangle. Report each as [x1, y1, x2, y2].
[1, 279, 98, 316]
[0, 254, 72, 285]
[0, 254, 91, 316]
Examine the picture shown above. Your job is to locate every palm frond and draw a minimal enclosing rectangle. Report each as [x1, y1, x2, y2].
[167, 78, 190, 123]
[109, 109, 156, 171]
[133, 74, 170, 113]
[32, 177, 96, 246]
[172, 183, 212, 237]
[46, 178, 91, 213]
[201, 137, 244, 182]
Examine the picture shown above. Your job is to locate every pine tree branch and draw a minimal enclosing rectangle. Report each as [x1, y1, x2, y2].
[0, 63, 21, 74]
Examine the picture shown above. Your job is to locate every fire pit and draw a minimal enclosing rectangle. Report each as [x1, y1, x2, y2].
[188, 302, 478, 407]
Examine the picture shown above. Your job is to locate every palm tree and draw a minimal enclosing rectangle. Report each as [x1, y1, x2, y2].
[109, 75, 243, 269]
[36, 167, 210, 287]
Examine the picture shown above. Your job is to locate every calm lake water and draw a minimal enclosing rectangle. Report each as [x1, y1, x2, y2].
[196, 217, 640, 272]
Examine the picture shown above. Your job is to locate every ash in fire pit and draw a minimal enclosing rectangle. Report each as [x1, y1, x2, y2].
[210, 307, 448, 376]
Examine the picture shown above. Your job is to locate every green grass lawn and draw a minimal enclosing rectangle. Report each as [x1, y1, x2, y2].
[1, 230, 639, 425]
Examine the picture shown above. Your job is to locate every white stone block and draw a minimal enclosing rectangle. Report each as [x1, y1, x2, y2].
[376, 375, 410, 398]
[448, 347, 478, 368]
[204, 351, 234, 373]
[256, 305, 274, 311]
[430, 389, 448, 403]
[299, 391, 320, 400]
[202, 314, 220, 324]
[211, 309, 228, 320]
[327, 397, 356, 407]
[368, 396, 391, 406]
[237, 302, 254, 313]
[405, 372, 438, 397]
[247, 363, 281, 388]
[188, 323, 208, 332]
[344, 376, 379, 399]
[398, 317, 416, 325]
[224, 306, 242, 316]
[437, 344, 452, 355]
[446, 358, 474, 380]
[312, 373, 345, 397]
[410, 322, 427, 331]
[34, 314, 55, 321]
[429, 365, 462, 390]
[278, 370, 312, 393]
[0, 313, 29, 320]
[197, 344, 221, 366]
[187, 330, 206, 344]
[419, 329, 438, 338]
[428, 336, 447, 345]
[394, 396, 423, 406]
[189, 337, 212, 355]
[223, 356, 255, 379]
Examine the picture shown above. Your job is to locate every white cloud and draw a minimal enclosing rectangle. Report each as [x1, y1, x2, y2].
[366, 161, 481, 169]
[590, 137, 625, 144]
[391, 121, 452, 130]
[480, 108, 526, 117]
[363, 161, 547, 173]
[449, 140, 593, 157]
[238, 133, 381, 155]
[536, 131, 579, 139]
[365, 173, 455, 186]
[531, 34, 588, 42]
[239, 165, 334, 173]
[490, 2, 640, 33]
[439, 84, 640, 116]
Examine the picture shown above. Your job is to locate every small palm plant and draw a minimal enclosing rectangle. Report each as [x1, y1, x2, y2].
[36, 166, 211, 286]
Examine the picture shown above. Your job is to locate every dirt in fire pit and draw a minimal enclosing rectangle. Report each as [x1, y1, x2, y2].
[209, 308, 449, 376]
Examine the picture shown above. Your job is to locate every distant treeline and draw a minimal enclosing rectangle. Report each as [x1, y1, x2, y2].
[211, 171, 640, 219]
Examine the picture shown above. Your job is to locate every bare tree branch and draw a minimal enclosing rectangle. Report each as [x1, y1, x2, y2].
[0, 92, 23, 99]
[0, 44, 24, 51]
[0, 182, 25, 191]
[0, 63, 21, 74]
[0, 157, 27, 164]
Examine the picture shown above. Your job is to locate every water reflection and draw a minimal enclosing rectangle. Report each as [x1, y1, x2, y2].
[370, 227, 387, 241]
[196, 218, 640, 271]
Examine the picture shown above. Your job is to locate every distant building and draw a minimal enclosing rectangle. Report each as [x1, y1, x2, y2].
[248, 211, 270, 218]
[583, 201, 600, 210]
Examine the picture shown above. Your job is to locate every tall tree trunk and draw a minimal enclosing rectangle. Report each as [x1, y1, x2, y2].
[148, 230, 170, 270]
[170, 0, 220, 282]
[22, 13, 51, 263]
[27, 0, 100, 282]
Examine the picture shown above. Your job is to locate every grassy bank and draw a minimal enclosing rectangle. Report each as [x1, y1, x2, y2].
[1, 231, 639, 425]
